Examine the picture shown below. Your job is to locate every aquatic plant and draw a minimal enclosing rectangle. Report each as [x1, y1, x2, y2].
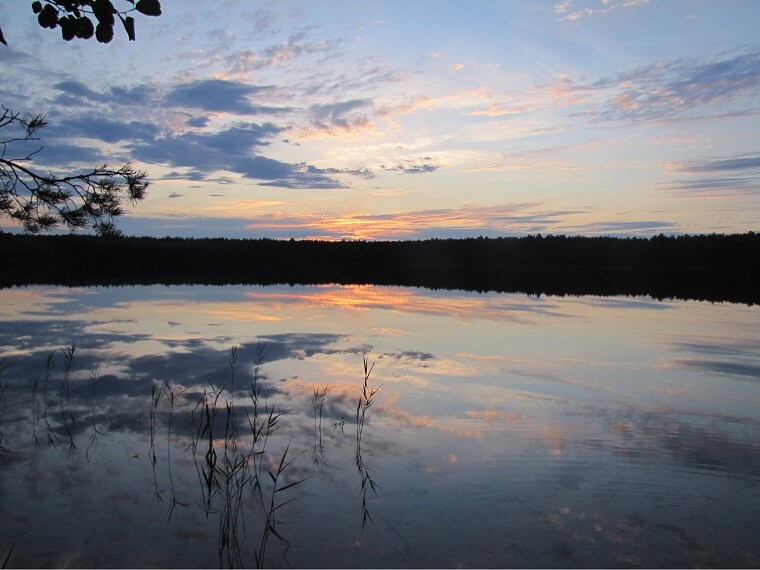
[356, 353, 380, 458]
[165, 379, 190, 522]
[149, 379, 163, 503]
[355, 352, 382, 529]
[312, 384, 330, 466]
[40, 350, 56, 447]
[3, 341, 398, 565]
[1, 544, 13, 569]
[253, 444, 305, 569]
[58, 342, 77, 455]
[85, 367, 103, 462]
[191, 381, 222, 515]
[184, 343, 305, 569]
[27, 344, 79, 453]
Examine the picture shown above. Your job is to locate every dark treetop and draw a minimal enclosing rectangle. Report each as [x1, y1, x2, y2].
[1, 232, 758, 304]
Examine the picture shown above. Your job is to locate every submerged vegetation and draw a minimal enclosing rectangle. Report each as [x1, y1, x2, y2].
[0, 231, 758, 303]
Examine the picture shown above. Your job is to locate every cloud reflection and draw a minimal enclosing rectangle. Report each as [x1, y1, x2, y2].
[671, 335, 760, 382]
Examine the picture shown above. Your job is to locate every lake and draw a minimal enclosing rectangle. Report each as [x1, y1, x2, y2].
[1, 284, 759, 568]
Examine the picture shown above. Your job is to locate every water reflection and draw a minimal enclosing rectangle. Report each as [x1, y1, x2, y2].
[0, 285, 759, 567]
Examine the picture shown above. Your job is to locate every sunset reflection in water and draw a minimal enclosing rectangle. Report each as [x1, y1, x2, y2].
[0, 284, 758, 567]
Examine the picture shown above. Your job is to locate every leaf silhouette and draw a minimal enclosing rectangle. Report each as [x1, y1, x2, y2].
[76, 16, 94, 39]
[95, 21, 114, 43]
[135, 0, 162, 16]
[120, 15, 135, 41]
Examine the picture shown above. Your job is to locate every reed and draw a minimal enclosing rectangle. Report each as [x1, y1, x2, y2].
[245, 346, 302, 569]
[227, 345, 240, 444]
[190, 381, 222, 515]
[85, 367, 103, 462]
[355, 353, 380, 458]
[216, 345, 252, 567]
[10, 342, 311, 568]
[216, 436, 249, 569]
[312, 385, 329, 466]
[41, 350, 55, 447]
[355, 352, 382, 530]
[31, 368, 40, 448]
[58, 343, 77, 455]
[253, 444, 305, 569]
[1, 544, 13, 570]
[149, 379, 163, 503]
[28, 348, 63, 450]
[165, 380, 190, 522]
[182, 342, 305, 569]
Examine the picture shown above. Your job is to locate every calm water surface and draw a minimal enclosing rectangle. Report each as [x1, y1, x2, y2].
[1, 285, 759, 568]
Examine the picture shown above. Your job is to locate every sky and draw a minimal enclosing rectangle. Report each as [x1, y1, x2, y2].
[1, 0, 759, 240]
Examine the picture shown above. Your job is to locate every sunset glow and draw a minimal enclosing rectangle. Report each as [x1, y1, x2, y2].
[1, 1, 758, 239]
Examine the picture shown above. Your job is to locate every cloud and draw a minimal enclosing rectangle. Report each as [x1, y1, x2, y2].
[121, 201, 535, 240]
[164, 79, 293, 115]
[52, 80, 102, 101]
[52, 81, 157, 107]
[674, 155, 760, 174]
[300, 62, 407, 97]
[469, 102, 533, 117]
[186, 116, 210, 128]
[128, 121, 281, 176]
[240, 158, 356, 189]
[380, 351, 437, 364]
[380, 159, 440, 175]
[224, 32, 342, 74]
[44, 79, 361, 187]
[308, 98, 374, 132]
[108, 84, 156, 107]
[20, 89, 368, 190]
[0, 44, 30, 63]
[679, 360, 760, 382]
[46, 116, 160, 144]
[663, 153, 760, 196]
[261, 31, 339, 66]
[122, 121, 367, 189]
[238, 203, 578, 240]
[102, 202, 583, 240]
[559, 220, 679, 235]
[29, 142, 110, 169]
[664, 177, 760, 196]
[51, 78, 288, 119]
[556, 0, 650, 21]
[551, 47, 760, 123]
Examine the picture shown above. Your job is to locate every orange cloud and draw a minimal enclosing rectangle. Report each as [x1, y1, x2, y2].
[239, 202, 569, 241]
[469, 102, 532, 117]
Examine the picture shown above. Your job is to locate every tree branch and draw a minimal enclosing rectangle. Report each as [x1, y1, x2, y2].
[1, 107, 148, 236]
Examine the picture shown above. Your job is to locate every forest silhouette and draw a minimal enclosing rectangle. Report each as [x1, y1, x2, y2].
[1, 231, 757, 304]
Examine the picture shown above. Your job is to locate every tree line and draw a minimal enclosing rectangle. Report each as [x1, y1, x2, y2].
[1, 231, 757, 303]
